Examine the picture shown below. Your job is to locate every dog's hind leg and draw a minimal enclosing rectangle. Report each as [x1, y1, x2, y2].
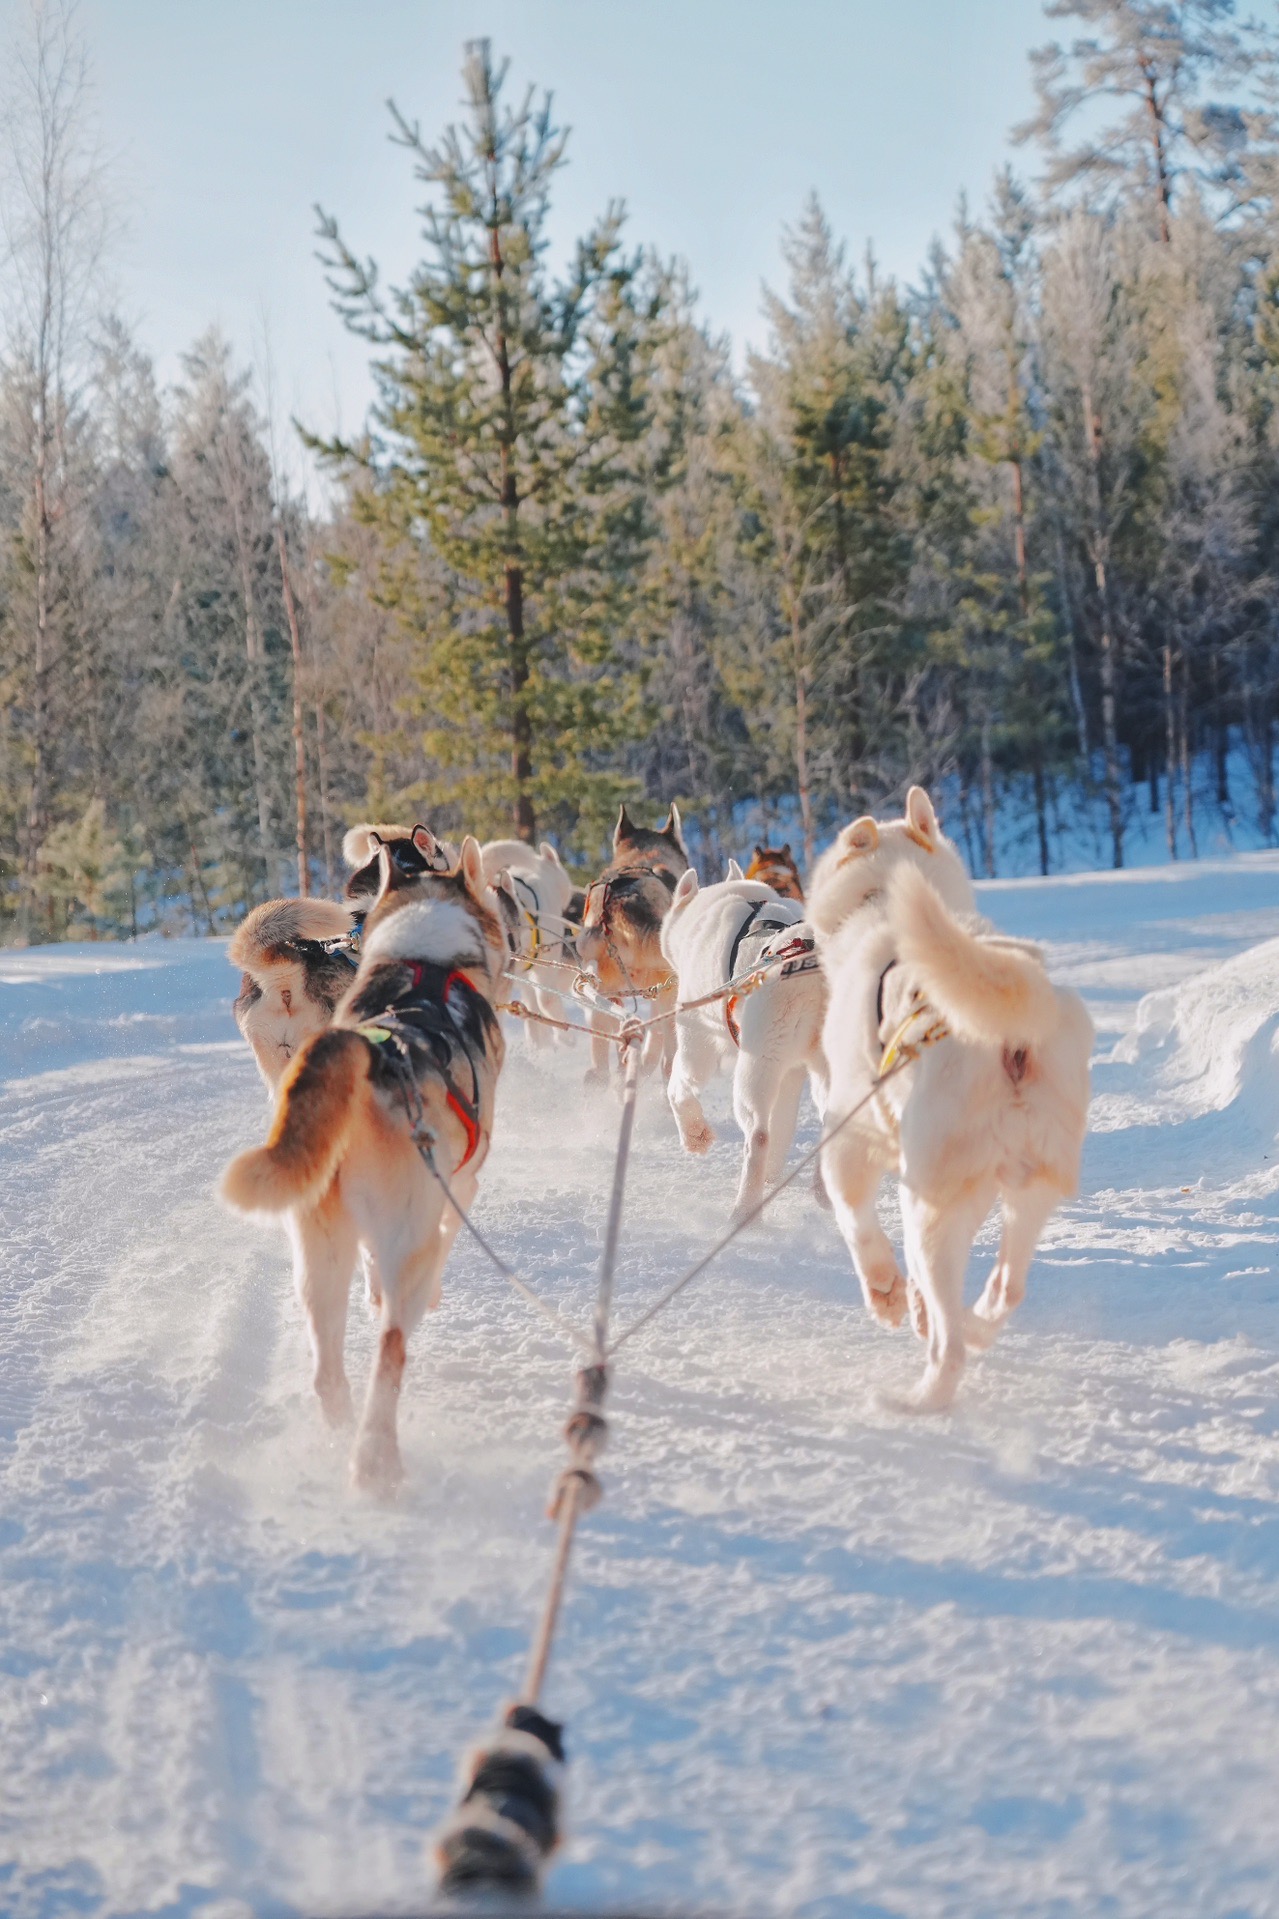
[823, 1127, 905, 1328]
[763, 1064, 805, 1184]
[807, 1064, 832, 1210]
[886, 1180, 993, 1412]
[290, 1196, 358, 1428]
[968, 1177, 1059, 1348]
[352, 1203, 452, 1496]
[729, 1048, 784, 1222]
[667, 1020, 719, 1156]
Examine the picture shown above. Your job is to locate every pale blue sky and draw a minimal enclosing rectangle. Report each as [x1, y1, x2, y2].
[7, 0, 1051, 465]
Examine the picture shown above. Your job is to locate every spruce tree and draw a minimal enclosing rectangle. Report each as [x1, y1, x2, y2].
[313, 40, 658, 845]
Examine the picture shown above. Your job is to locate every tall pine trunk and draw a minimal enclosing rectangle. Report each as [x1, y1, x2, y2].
[228, 483, 276, 888]
[980, 710, 997, 879]
[489, 197, 535, 842]
[278, 526, 310, 895]
[1162, 640, 1177, 858]
[1083, 381, 1123, 866]
[789, 590, 814, 871]
[24, 397, 52, 940]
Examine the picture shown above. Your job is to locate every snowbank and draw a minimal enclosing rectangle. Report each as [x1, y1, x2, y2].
[1114, 932, 1279, 1125]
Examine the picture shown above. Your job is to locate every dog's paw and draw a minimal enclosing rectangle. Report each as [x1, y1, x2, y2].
[316, 1375, 354, 1429]
[351, 1434, 404, 1499]
[874, 1365, 960, 1416]
[680, 1118, 715, 1156]
[864, 1271, 908, 1329]
[963, 1308, 999, 1353]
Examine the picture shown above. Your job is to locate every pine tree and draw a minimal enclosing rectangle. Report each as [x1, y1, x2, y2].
[1016, 0, 1260, 241]
[313, 40, 660, 847]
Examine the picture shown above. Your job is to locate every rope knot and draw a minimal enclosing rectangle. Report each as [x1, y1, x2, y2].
[563, 1407, 608, 1459]
[548, 1464, 602, 1519]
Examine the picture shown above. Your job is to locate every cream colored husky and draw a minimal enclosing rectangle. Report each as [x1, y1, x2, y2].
[661, 864, 827, 1222]
[480, 838, 577, 1048]
[220, 836, 507, 1493]
[809, 787, 1093, 1412]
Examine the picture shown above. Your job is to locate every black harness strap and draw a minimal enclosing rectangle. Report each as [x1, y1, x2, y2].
[351, 958, 497, 1170]
[876, 958, 899, 1030]
[724, 901, 802, 1046]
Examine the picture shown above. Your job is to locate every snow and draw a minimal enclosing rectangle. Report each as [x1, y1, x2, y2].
[3, 856, 1279, 1918]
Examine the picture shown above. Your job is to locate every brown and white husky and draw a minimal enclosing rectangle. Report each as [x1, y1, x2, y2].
[576, 804, 690, 1080]
[230, 897, 360, 1091]
[220, 836, 507, 1494]
[745, 843, 805, 902]
[228, 825, 451, 1092]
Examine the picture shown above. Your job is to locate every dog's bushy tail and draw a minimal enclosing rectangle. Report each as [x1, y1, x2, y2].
[221, 1029, 369, 1213]
[228, 897, 354, 978]
[889, 865, 1058, 1048]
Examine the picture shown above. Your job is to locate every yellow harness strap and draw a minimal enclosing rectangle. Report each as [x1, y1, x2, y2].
[878, 1002, 950, 1076]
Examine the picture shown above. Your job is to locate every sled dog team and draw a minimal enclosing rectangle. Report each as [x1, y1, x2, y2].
[221, 791, 1092, 1491]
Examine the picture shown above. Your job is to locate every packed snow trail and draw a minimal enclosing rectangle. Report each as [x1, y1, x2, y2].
[3, 857, 1279, 1918]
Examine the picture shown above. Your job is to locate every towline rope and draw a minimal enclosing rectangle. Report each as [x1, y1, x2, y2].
[433, 1025, 643, 1898]
[417, 962, 949, 1900]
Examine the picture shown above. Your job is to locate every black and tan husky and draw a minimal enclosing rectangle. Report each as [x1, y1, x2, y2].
[221, 836, 507, 1494]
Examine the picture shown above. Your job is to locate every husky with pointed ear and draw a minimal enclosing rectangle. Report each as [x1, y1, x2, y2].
[575, 804, 690, 1082]
[220, 836, 508, 1495]
[343, 822, 456, 908]
[479, 838, 578, 1050]
[745, 843, 804, 901]
[661, 867, 828, 1222]
[809, 786, 1092, 1413]
[226, 825, 454, 1092]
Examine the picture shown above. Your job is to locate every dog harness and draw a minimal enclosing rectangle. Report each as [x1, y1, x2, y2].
[350, 957, 498, 1170]
[722, 901, 814, 1046]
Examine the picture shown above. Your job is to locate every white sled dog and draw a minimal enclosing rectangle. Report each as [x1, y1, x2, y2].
[809, 786, 1092, 1412]
[661, 865, 827, 1221]
[220, 835, 507, 1493]
[480, 838, 577, 1047]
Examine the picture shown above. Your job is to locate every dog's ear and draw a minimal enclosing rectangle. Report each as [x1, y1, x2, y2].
[661, 803, 687, 852]
[614, 804, 635, 849]
[725, 857, 744, 880]
[671, 867, 699, 910]
[839, 816, 879, 859]
[754, 843, 766, 861]
[781, 843, 792, 860]
[538, 840, 563, 868]
[458, 835, 486, 897]
[905, 786, 939, 850]
[375, 839, 418, 899]
[410, 824, 438, 863]
[495, 869, 517, 899]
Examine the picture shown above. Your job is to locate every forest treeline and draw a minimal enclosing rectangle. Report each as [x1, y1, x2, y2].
[6, 0, 1279, 941]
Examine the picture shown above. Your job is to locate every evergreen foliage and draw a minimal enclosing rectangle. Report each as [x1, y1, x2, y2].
[11, 11, 1279, 939]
